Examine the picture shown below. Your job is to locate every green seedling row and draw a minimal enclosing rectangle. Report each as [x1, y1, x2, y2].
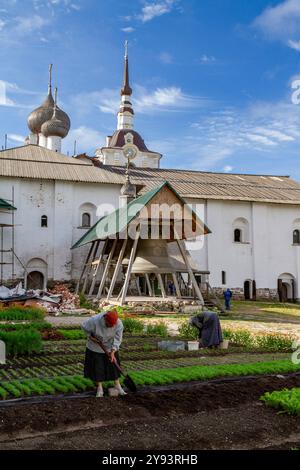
[128, 359, 300, 387]
[0, 375, 94, 398]
[1, 359, 300, 400]
[261, 387, 300, 415]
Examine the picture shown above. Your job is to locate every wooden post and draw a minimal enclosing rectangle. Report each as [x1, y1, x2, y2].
[106, 238, 127, 300]
[88, 240, 107, 296]
[81, 241, 98, 295]
[172, 273, 182, 299]
[145, 274, 153, 297]
[120, 231, 140, 305]
[176, 239, 204, 304]
[75, 242, 94, 294]
[157, 273, 166, 298]
[96, 237, 118, 299]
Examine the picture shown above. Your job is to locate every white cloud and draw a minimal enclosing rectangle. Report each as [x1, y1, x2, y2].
[253, 0, 300, 50]
[139, 0, 177, 23]
[121, 26, 135, 33]
[245, 133, 277, 147]
[7, 133, 25, 144]
[0, 19, 5, 31]
[65, 126, 103, 154]
[223, 165, 233, 173]
[288, 39, 300, 51]
[159, 52, 173, 64]
[14, 15, 48, 35]
[186, 97, 300, 170]
[200, 54, 216, 64]
[72, 85, 206, 116]
[0, 80, 42, 108]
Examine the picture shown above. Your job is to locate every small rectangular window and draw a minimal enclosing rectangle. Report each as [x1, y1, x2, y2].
[222, 271, 226, 285]
[41, 215, 48, 228]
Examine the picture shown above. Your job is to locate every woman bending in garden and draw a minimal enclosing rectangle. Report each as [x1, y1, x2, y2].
[189, 311, 223, 348]
[81, 310, 125, 397]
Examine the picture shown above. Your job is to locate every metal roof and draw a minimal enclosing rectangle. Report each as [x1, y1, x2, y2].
[0, 198, 16, 211]
[0, 145, 124, 184]
[2, 145, 300, 204]
[72, 181, 210, 249]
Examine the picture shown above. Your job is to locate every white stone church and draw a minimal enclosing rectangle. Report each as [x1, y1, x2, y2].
[1, 47, 300, 302]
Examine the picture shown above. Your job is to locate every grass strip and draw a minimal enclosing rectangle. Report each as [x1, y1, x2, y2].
[128, 359, 300, 387]
[260, 388, 300, 416]
[1, 359, 300, 400]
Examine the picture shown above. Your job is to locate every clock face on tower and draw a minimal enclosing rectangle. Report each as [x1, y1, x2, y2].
[123, 144, 137, 161]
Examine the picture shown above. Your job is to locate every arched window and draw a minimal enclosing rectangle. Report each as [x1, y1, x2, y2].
[293, 229, 300, 244]
[234, 228, 242, 243]
[233, 217, 250, 244]
[41, 215, 48, 228]
[82, 212, 91, 228]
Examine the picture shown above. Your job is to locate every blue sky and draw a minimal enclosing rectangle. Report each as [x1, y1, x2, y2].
[1, 0, 300, 178]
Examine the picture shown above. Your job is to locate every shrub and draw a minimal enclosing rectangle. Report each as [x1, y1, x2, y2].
[178, 321, 199, 340]
[0, 306, 45, 321]
[57, 329, 85, 340]
[122, 317, 145, 334]
[0, 329, 43, 356]
[222, 329, 253, 348]
[146, 322, 168, 337]
[256, 333, 293, 351]
[79, 293, 95, 310]
[0, 321, 51, 332]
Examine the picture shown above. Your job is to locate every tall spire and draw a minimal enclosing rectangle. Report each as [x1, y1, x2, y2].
[48, 64, 53, 96]
[121, 40, 132, 96]
[117, 42, 134, 130]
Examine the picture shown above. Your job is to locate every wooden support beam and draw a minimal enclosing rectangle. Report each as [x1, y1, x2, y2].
[145, 274, 153, 296]
[83, 240, 101, 295]
[157, 273, 166, 298]
[106, 238, 127, 300]
[176, 239, 204, 304]
[172, 273, 182, 299]
[88, 240, 107, 296]
[75, 242, 94, 294]
[136, 277, 142, 296]
[96, 238, 118, 299]
[81, 241, 98, 295]
[120, 231, 140, 306]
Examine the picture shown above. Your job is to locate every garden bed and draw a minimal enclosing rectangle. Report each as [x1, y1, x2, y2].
[1, 373, 300, 450]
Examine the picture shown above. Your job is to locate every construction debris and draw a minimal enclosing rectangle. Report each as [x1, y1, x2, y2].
[48, 282, 80, 310]
[0, 281, 85, 315]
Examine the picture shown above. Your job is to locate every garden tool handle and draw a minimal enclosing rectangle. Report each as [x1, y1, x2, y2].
[91, 335, 122, 370]
[90, 334, 110, 356]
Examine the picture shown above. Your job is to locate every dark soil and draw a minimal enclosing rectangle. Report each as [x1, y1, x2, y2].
[1, 373, 300, 450]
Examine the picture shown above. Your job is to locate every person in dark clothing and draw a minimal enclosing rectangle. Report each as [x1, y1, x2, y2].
[168, 281, 175, 296]
[223, 288, 233, 310]
[189, 311, 223, 348]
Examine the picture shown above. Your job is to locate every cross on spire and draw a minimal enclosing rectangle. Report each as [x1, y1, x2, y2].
[48, 64, 53, 93]
[121, 41, 132, 96]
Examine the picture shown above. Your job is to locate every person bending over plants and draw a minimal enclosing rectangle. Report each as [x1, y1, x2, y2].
[81, 310, 125, 397]
[189, 311, 223, 348]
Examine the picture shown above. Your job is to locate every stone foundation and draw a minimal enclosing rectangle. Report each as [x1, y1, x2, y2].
[211, 287, 279, 301]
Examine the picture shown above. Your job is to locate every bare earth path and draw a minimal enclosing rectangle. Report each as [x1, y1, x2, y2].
[1, 373, 300, 450]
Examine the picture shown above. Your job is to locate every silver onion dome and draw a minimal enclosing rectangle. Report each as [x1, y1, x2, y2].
[27, 65, 70, 138]
[41, 107, 70, 139]
[41, 88, 70, 139]
[27, 91, 55, 134]
[27, 64, 55, 134]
